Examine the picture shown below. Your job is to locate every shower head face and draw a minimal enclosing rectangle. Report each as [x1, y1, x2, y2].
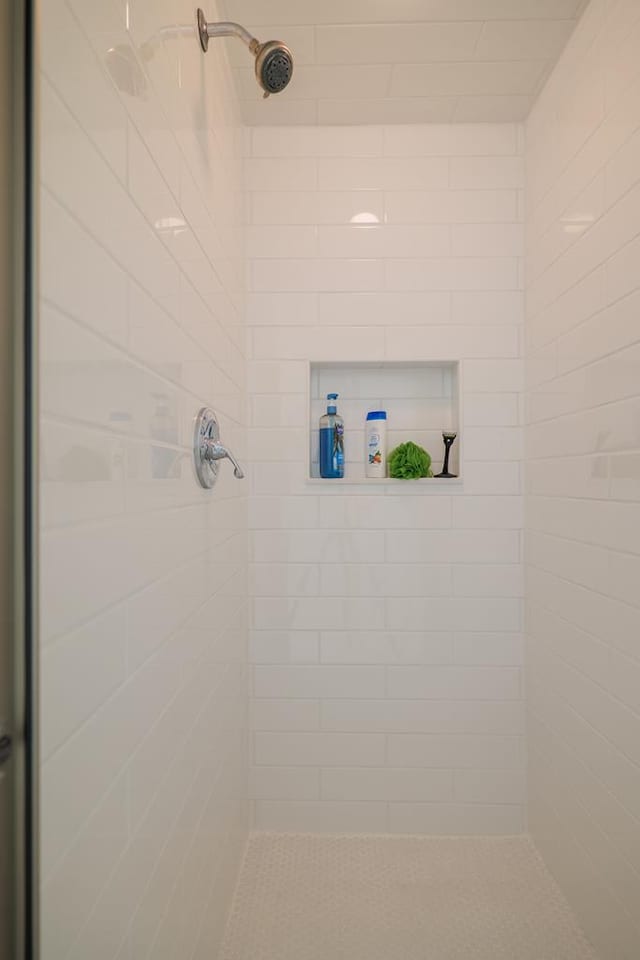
[254, 40, 293, 96]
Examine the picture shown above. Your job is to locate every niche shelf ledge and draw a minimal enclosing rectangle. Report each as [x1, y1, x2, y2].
[307, 360, 462, 485]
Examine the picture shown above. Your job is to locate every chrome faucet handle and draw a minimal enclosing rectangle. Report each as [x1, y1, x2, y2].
[203, 439, 245, 479]
[193, 407, 245, 488]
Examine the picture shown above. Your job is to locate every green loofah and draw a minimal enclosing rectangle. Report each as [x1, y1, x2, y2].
[388, 441, 433, 479]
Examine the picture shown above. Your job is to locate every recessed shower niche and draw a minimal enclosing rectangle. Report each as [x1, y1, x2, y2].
[308, 360, 461, 483]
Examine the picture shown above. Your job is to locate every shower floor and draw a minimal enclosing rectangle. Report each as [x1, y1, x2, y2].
[219, 833, 597, 960]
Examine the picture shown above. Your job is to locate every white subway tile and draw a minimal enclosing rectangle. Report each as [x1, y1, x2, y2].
[40, 608, 126, 760]
[386, 665, 521, 701]
[452, 224, 524, 257]
[247, 293, 319, 326]
[454, 632, 524, 665]
[248, 360, 309, 393]
[251, 699, 320, 732]
[320, 631, 453, 665]
[317, 224, 452, 259]
[320, 564, 452, 599]
[385, 189, 518, 225]
[450, 156, 525, 189]
[249, 496, 319, 529]
[253, 530, 386, 564]
[610, 452, 640, 501]
[248, 427, 306, 462]
[321, 699, 524, 735]
[321, 767, 454, 803]
[253, 665, 385, 699]
[249, 630, 319, 663]
[250, 564, 320, 598]
[247, 225, 318, 259]
[40, 0, 127, 180]
[388, 734, 522, 769]
[463, 427, 523, 461]
[317, 97, 457, 126]
[477, 20, 575, 61]
[386, 597, 522, 633]
[253, 800, 387, 833]
[387, 802, 524, 834]
[41, 190, 128, 347]
[255, 732, 386, 767]
[42, 778, 128, 959]
[385, 530, 521, 564]
[385, 324, 520, 359]
[453, 496, 524, 529]
[453, 565, 523, 598]
[251, 322, 386, 355]
[40, 421, 126, 529]
[318, 157, 449, 191]
[391, 62, 545, 99]
[384, 123, 518, 157]
[463, 359, 524, 392]
[317, 23, 479, 68]
[461, 461, 522, 495]
[463, 393, 520, 426]
[251, 191, 385, 226]
[318, 495, 452, 530]
[248, 259, 312, 293]
[241, 99, 318, 126]
[245, 157, 317, 191]
[251, 125, 383, 158]
[385, 257, 520, 292]
[249, 393, 308, 427]
[41, 639, 181, 874]
[452, 291, 524, 325]
[254, 597, 386, 631]
[608, 651, 640, 715]
[454, 767, 525, 803]
[249, 766, 320, 800]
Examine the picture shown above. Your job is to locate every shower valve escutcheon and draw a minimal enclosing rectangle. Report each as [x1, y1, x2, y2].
[194, 407, 244, 489]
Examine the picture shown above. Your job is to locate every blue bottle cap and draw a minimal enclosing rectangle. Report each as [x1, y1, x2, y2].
[366, 410, 387, 420]
[327, 393, 338, 400]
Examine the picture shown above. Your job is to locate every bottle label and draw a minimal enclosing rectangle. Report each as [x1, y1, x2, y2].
[333, 423, 344, 474]
[368, 432, 382, 465]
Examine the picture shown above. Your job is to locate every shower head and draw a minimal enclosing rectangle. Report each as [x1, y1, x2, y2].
[196, 9, 293, 98]
[253, 40, 294, 97]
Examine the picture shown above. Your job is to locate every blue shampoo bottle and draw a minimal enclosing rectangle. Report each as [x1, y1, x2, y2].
[319, 393, 344, 478]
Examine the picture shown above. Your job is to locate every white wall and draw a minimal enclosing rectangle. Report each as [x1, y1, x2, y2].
[39, 2, 248, 957]
[246, 123, 526, 834]
[525, 1, 640, 956]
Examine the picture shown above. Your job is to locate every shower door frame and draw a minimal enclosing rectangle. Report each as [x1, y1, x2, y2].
[0, 0, 37, 958]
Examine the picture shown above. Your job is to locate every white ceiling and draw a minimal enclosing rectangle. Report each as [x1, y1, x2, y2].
[220, 0, 589, 125]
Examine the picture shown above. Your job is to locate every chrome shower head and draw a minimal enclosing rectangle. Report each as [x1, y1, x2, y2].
[197, 9, 293, 98]
[254, 40, 293, 96]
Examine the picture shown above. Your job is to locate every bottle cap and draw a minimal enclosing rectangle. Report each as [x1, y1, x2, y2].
[366, 411, 387, 420]
[327, 393, 338, 400]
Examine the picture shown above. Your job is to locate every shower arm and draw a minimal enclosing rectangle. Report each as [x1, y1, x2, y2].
[197, 13, 260, 55]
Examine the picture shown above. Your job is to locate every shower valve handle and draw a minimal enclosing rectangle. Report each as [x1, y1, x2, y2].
[194, 407, 245, 488]
[202, 439, 244, 479]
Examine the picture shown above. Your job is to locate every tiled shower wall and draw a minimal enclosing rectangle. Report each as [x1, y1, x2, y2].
[39, 2, 248, 957]
[246, 123, 526, 834]
[525, 1, 640, 956]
